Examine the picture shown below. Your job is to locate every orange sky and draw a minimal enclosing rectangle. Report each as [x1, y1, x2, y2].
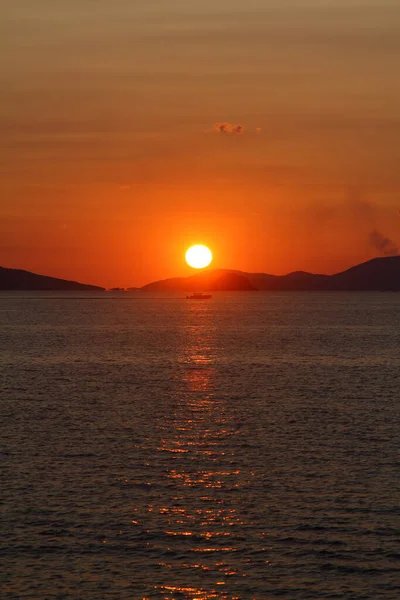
[1, 1, 400, 287]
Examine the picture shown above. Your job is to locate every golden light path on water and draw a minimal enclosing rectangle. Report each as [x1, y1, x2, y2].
[136, 300, 270, 600]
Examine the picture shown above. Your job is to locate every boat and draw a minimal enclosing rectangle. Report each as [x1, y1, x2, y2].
[186, 292, 212, 299]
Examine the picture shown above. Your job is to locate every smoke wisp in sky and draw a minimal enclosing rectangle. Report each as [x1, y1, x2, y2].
[369, 229, 399, 256]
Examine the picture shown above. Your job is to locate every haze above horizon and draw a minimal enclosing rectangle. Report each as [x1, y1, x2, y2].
[1, 0, 400, 287]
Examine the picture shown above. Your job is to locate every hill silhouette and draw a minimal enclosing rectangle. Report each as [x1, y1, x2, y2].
[141, 257, 400, 292]
[0, 267, 104, 291]
[1, 257, 399, 292]
[328, 256, 400, 291]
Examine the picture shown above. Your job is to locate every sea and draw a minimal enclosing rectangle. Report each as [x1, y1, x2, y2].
[1, 292, 399, 600]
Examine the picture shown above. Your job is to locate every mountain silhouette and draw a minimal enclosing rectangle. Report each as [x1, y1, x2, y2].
[0, 267, 104, 291]
[141, 257, 400, 292]
[1, 257, 399, 292]
[328, 256, 400, 291]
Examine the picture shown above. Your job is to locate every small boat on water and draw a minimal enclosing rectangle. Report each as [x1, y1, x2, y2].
[186, 292, 212, 300]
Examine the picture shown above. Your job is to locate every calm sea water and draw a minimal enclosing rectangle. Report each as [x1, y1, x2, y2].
[1, 292, 399, 599]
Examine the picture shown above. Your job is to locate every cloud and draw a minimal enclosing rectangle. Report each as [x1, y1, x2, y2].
[368, 229, 399, 256]
[214, 122, 244, 135]
[214, 123, 262, 135]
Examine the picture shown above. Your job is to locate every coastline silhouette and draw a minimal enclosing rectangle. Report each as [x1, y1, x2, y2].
[2, 256, 400, 292]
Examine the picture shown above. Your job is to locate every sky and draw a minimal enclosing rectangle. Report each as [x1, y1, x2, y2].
[1, 0, 400, 287]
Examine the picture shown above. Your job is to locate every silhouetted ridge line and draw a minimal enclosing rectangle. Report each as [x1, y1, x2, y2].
[0, 267, 104, 291]
[141, 257, 400, 292]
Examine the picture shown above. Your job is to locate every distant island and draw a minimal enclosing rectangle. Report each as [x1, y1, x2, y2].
[0, 267, 104, 291]
[141, 257, 400, 292]
[1, 256, 399, 292]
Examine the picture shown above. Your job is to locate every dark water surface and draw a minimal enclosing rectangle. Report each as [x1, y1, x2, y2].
[1, 292, 399, 599]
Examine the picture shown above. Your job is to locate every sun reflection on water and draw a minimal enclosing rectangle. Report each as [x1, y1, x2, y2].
[135, 301, 267, 599]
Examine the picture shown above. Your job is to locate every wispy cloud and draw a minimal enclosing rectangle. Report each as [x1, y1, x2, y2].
[214, 122, 244, 135]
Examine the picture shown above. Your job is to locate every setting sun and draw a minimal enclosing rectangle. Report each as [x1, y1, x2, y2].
[185, 245, 213, 269]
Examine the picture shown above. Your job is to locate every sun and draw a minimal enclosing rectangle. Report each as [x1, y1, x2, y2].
[186, 245, 213, 269]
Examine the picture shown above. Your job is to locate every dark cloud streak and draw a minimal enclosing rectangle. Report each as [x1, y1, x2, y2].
[369, 229, 399, 256]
